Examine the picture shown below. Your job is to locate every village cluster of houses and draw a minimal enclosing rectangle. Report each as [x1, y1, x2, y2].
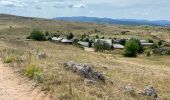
[52, 36, 154, 51]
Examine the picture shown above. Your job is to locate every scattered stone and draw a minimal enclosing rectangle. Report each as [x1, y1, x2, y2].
[84, 79, 95, 86]
[38, 53, 47, 59]
[64, 61, 106, 82]
[139, 85, 158, 98]
[124, 84, 135, 95]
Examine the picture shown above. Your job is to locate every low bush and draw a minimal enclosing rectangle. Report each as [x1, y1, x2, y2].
[146, 51, 151, 57]
[158, 40, 163, 46]
[151, 43, 158, 49]
[25, 64, 42, 78]
[3, 55, 15, 63]
[168, 49, 170, 55]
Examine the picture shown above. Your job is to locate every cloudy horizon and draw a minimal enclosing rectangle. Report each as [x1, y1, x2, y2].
[0, 0, 170, 20]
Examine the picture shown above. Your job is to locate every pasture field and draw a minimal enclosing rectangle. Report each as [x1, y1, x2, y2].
[0, 14, 170, 100]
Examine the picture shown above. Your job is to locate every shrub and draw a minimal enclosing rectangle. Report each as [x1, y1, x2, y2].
[158, 40, 163, 46]
[3, 55, 15, 63]
[151, 43, 158, 49]
[96, 35, 99, 39]
[136, 39, 144, 54]
[25, 64, 42, 78]
[167, 49, 170, 55]
[123, 39, 139, 57]
[52, 33, 60, 37]
[88, 40, 93, 47]
[67, 32, 74, 39]
[146, 51, 151, 57]
[47, 37, 52, 41]
[148, 39, 154, 43]
[29, 29, 46, 41]
[93, 40, 111, 52]
[119, 39, 127, 45]
[26, 36, 31, 39]
[101, 37, 105, 39]
[45, 31, 49, 36]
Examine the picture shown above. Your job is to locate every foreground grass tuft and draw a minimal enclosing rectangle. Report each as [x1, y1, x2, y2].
[25, 64, 42, 78]
[3, 55, 15, 63]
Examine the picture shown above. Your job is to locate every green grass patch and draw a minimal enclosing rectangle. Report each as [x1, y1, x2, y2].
[25, 64, 42, 78]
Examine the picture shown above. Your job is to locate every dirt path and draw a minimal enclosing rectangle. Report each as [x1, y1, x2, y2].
[0, 60, 51, 100]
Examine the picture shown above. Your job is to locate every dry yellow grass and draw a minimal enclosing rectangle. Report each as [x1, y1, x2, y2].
[0, 40, 169, 100]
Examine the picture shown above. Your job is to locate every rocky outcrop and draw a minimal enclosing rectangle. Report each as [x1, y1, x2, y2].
[64, 61, 106, 82]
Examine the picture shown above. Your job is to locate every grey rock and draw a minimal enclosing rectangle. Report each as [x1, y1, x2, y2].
[64, 61, 75, 69]
[140, 85, 158, 98]
[124, 84, 135, 94]
[64, 61, 105, 82]
[84, 79, 95, 86]
[38, 53, 47, 59]
[93, 72, 105, 82]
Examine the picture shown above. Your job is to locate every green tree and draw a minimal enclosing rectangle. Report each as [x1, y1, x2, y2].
[29, 29, 46, 41]
[135, 39, 144, 54]
[123, 39, 139, 57]
[67, 32, 74, 39]
[93, 40, 111, 52]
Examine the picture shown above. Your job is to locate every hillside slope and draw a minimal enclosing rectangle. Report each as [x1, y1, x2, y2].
[54, 16, 170, 26]
[0, 14, 170, 42]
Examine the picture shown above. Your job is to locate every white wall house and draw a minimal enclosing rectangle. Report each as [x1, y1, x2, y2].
[141, 43, 154, 46]
[113, 44, 124, 49]
[61, 38, 73, 44]
[140, 40, 148, 43]
[52, 37, 63, 41]
[78, 41, 89, 47]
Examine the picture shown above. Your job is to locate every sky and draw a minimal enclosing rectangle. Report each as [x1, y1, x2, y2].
[0, 0, 170, 20]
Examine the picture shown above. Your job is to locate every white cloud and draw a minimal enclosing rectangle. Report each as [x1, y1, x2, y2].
[0, 0, 26, 7]
[69, 4, 86, 8]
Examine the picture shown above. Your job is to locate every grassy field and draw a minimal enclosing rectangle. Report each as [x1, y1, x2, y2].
[0, 14, 170, 100]
[0, 40, 169, 100]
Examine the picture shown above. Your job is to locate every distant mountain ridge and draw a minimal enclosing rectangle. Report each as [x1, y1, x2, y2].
[53, 16, 170, 26]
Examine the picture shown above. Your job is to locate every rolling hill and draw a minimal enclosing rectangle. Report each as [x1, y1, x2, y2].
[53, 16, 170, 26]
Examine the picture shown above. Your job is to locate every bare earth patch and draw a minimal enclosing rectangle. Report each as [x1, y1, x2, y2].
[0, 59, 51, 100]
